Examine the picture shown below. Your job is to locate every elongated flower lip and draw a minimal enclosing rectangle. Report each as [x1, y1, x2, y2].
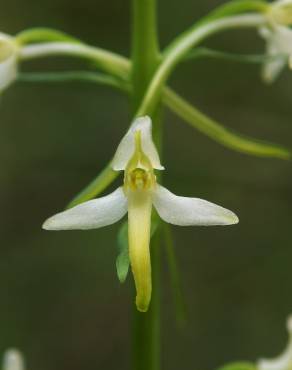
[0, 33, 18, 91]
[111, 116, 164, 171]
[127, 190, 152, 312]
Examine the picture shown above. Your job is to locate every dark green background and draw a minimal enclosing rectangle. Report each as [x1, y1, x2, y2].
[0, 0, 291, 369]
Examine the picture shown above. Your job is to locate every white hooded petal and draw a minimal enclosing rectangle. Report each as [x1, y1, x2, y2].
[258, 316, 292, 370]
[3, 349, 25, 370]
[152, 185, 239, 226]
[111, 116, 164, 171]
[43, 187, 128, 230]
[0, 33, 17, 90]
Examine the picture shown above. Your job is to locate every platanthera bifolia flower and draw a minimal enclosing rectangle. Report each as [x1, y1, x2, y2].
[0, 33, 18, 91]
[259, 25, 292, 83]
[258, 316, 292, 370]
[43, 116, 239, 312]
[270, 0, 292, 26]
[259, 0, 292, 82]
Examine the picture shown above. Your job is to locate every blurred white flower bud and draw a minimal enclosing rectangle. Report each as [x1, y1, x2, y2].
[0, 33, 18, 91]
[2, 349, 25, 370]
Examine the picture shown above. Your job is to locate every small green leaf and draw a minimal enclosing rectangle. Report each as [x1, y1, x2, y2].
[116, 222, 130, 283]
[216, 362, 257, 370]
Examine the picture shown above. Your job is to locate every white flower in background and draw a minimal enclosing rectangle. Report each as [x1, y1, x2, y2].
[259, 0, 292, 83]
[270, 0, 292, 26]
[43, 116, 239, 312]
[2, 349, 25, 370]
[258, 316, 292, 370]
[0, 33, 18, 91]
[259, 25, 292, 83]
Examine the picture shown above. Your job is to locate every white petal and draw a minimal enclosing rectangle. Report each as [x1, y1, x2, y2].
[3, 349, 25, 370]
[153, 185, 239, 226]
[111, 116, 164, 171]
[0, 34, 17, 90]
[43, 187, 128, 230]
[262, 58, 286, 83]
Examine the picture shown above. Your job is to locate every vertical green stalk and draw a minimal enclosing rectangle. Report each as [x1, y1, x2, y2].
[131, 0, 160, 111]
[131, 0, 161, 369]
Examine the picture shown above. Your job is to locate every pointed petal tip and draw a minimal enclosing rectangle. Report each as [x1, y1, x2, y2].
[42, 218, 55, 230]
[227, 212, 239, 225]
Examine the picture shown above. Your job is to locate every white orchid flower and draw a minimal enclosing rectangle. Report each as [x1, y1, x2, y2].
[259, 0, 292, 83]
[258, 316, 292, 370]
[43, 116, 239, 312]
[0, 33, 18, 91]
[259, 25, 292, 83]
[270, 0, 292, 26]
[2, 349, 25, 370]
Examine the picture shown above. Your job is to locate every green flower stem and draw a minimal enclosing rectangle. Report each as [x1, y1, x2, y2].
[184, 47, 287, 65]
[20, 42, 129, 80]
[131, 0, 160, 110]
[216, 362, 257, 370]
[130, 0, 162, 366]
[19, 71, 130, 92]
[204, 0, 268, 20]
[163, 87, 291, 160]
[16, 27, 81, 44]
[136, 13, 266, 116]
[22, 69, 291, 160]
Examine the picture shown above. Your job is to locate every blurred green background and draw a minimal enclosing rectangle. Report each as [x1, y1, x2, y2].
[0, 0, 291, 369]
